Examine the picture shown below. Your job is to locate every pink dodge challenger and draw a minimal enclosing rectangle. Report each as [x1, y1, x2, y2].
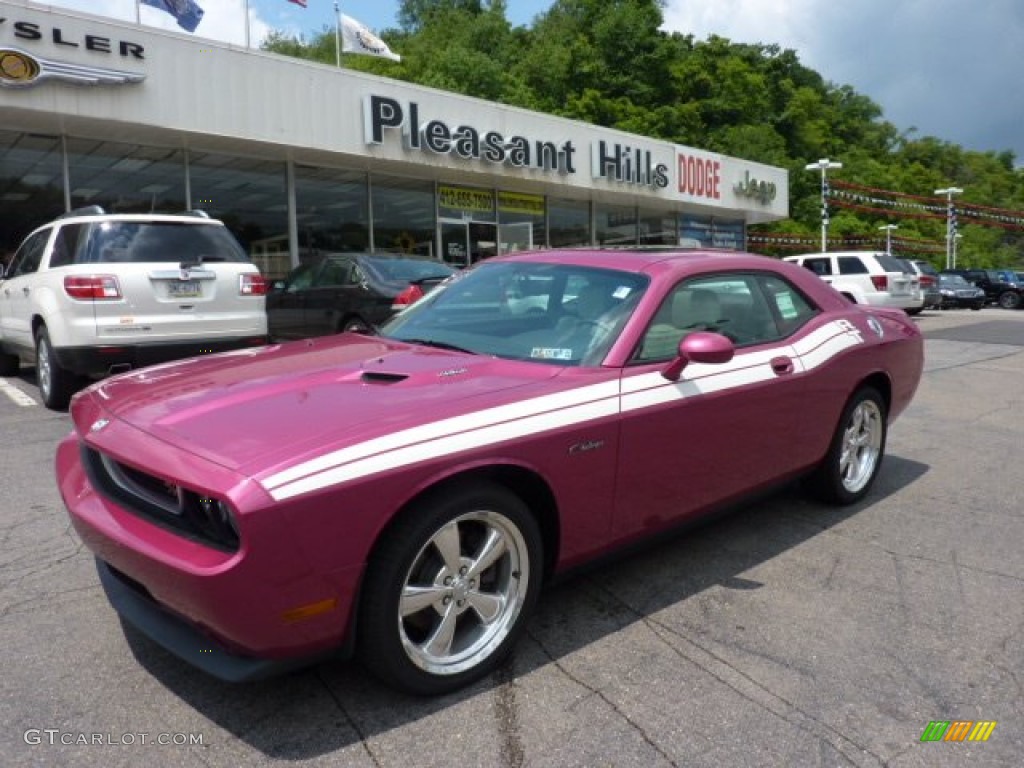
[56, 249, 923, 694]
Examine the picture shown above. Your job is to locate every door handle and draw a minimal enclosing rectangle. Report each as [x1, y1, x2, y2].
[771, 356, 794, 375]
[22, 286, 30, 296]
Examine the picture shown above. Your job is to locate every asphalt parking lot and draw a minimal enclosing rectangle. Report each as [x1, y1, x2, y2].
[2, 307, 1022, 767]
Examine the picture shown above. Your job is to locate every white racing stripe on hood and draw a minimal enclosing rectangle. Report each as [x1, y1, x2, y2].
[262, 319, 863, 501]
[263, 379, 621, 499]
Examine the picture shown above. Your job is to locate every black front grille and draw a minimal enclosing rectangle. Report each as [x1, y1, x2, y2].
[82, 445, 239, 552]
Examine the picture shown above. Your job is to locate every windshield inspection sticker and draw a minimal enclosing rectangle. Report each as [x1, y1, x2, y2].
[531, 347, 574, 360]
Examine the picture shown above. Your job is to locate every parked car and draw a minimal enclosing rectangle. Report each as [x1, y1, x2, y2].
[0, 206, 268, 409]
[783, 251, 924, 314]
[898, 258, 942, 310]
[941, 268, 1022, 309]
[267, 252, 455, 340]
[936, 274, 985, 310]
[57, 248, 923, 694]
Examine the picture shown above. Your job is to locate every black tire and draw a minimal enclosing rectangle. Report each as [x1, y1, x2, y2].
[997, 291, 1022, 310]
[358, 482, 543, 695]
[0, 350, 19, 376]
[905, 308, 922, 316]
[341, 316, 370, 333]
[35, 327, 77, 410]
[805, 387, 888, 505]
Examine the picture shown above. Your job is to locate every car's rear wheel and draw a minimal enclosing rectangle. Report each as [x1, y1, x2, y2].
[997, 291, 1022, 310]
[358, 482, 542, 695]
[806, 387, 887, 505]
[0, 350, 19, 376]
[35, 326, 77, 410]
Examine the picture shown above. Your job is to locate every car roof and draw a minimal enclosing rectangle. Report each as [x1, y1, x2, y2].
[493, 248, 777, 274]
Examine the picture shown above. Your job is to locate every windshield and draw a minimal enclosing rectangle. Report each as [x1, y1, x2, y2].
[381, 261, 649, 366]
[940, 275, 968, 286]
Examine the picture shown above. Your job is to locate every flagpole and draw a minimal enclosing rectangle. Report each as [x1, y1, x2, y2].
[244, 0, 251, 49]
[134, 0, 141, 25]
[334, 2, 342, 68]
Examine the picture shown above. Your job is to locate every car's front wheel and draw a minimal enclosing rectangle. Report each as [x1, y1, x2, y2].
[806, 387, 887, 505]
[358, 482, 542, 695]
[35, 326, 77, 410]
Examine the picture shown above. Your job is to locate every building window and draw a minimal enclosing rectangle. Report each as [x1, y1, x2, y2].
[0, 131, 65, 257]
[371, 175, 435, 257]
[188, 151, 288, 269]
[638, 207, 677, 245]
[498, 191, 545, 253]
[595, 202, 637, 246]
[66, 138, 186, 214]
[295, 165, 369, 274]
[548, 197, 590, 247]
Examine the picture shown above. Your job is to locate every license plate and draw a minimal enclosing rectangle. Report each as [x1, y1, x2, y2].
[168, 280, 201, 298]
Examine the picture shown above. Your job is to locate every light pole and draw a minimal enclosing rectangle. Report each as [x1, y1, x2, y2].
[878, 224, 898, 256]
[805, 158, 843, 252]
[953, 232, 963, 269]
[935, 186, 963, 269]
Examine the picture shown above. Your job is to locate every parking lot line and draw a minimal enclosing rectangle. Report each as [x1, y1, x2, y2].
[0, 378, 37, 407]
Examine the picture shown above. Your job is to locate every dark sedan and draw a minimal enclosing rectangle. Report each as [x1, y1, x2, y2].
[267, 252, 455, 340]
[937, 273, 985, 310]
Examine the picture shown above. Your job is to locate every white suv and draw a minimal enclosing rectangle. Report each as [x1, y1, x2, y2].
[0, 207, 268, 409]
[783, 251, 924, 314]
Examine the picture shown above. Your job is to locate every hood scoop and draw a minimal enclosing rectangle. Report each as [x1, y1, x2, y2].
[360, 370, 409, 384]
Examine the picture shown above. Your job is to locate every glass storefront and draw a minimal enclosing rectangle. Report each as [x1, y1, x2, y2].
[548, 197, 590, 248]
[595, 202, 638, 246]
[498, 191, 545, 254]
[294, 166, 369, 279]
[639, 207, 678, 245]
[65, 138, 186, 214]
[371, 175, 436, 259]
[188, 152, 288, 276]
[0, 131, 65, 262]
[1, 130, 750, 272]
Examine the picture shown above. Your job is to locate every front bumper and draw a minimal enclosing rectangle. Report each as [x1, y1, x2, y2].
[96, 559, 331, 682]
[56, 428, 362, 681]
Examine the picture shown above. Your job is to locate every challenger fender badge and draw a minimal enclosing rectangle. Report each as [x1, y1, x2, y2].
[90, 418, 110, 433]
[867, 316, 884, 338]
[0, 47, 145, 89]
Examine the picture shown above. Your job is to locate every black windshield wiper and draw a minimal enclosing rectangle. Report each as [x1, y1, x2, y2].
[401, 338, 475, 354]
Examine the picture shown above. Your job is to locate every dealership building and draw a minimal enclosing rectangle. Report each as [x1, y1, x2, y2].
[1, 3, 789, 279]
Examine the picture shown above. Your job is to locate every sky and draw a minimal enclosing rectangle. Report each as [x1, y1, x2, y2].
[20, 0, 1024, 162]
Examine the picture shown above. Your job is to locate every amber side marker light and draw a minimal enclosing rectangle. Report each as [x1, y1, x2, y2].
[282, 598, 338, 623]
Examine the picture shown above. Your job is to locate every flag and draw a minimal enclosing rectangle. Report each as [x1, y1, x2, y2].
[340, 14, 401, 62]
[288, 0, 307, 7]
[140, 0, 205, 33]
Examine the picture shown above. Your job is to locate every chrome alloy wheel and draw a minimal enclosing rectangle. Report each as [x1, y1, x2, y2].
[36, 334, 53, 399]
[839, 398, 883, 494]
[398, 510, 529, 676]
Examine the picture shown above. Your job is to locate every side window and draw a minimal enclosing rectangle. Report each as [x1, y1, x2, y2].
[837, 257, 868, 275]
[49, 225, 85, 268]
[316, 259, 352, 287]
[285, 264, 315, 292]
[8, 230, 50, 278]
[757, 274, 819, 337]
[636, 273, 781, 361]
[803, 257, 832, 276]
